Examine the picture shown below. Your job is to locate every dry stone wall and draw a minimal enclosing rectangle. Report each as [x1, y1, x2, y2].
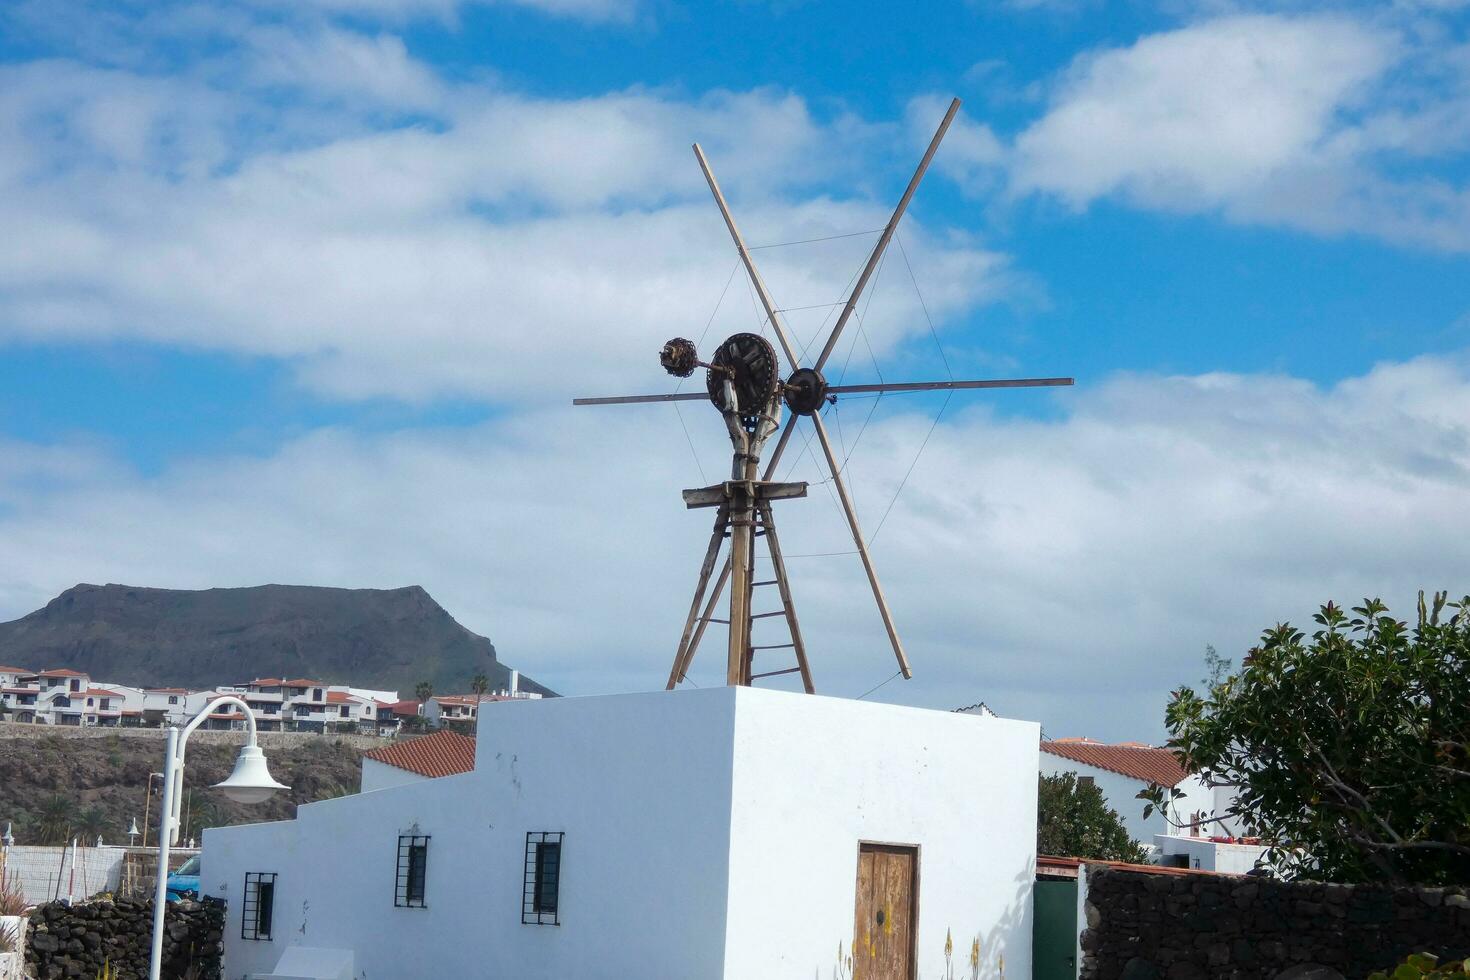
[25, 897, 223, 980]
[1080, 865, 1470, 980]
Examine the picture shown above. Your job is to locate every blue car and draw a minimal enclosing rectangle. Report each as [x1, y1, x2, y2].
[166, 855, 201, 901]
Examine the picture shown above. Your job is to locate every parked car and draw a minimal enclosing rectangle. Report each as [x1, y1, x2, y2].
[166, 855, 200, 900]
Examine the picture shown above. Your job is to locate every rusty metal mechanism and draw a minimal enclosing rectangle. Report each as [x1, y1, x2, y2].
[704, 333, 779, 432]
[659, 337, 700, 378]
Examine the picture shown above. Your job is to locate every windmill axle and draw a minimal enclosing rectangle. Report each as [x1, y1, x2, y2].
[659, 335, 830, 417]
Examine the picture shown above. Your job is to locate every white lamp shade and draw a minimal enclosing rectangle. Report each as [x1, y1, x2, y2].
[213, 744, 288, 804]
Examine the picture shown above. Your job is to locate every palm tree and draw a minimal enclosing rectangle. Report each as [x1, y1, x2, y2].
[413, 680, 433, 703]
[35, 794, 76, 845]
[76, 805, 110, 845]
[470, 673, 489, 697]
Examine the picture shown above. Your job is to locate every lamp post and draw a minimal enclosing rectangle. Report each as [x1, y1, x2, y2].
[141, 772, 164, 847]
[148, 696, 287, 980]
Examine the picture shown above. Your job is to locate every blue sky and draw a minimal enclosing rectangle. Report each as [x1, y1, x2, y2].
[1, 0, 1468, 739]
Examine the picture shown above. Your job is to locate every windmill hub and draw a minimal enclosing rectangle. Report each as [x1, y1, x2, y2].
[782, 367, 829, 416]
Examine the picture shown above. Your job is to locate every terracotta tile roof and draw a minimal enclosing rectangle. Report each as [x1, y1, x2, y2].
[0, 665, 31, 673]
[281, 679, 326, 687]
[86, 688, 124, 698]
[324, 691, 356, 704]
[39, 668, 87, 677]
[1041, 738, 1190, 787]
[433, 695, 481, 706]
[363, 731, 476, 779]
[247, 678, 284, 687]
[386, 700, 421, 717]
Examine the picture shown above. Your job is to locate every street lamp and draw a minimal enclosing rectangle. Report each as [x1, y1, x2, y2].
[148, 696, 287, 980]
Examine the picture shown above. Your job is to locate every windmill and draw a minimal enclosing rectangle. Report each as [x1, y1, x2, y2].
[575, 98, 1072, 693]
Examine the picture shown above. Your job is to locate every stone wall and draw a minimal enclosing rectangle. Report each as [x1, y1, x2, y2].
[25, 897, 223, 980]
[0, 720, 383, 750]
[1080, 865, 1470, 980]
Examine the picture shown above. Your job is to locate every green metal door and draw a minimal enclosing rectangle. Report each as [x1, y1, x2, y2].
[1032, 879, 1079, 980]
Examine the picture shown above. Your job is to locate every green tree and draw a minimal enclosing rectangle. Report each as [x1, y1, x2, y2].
[35, 794, 76, 845]
[1037, 772, 1149, 863]
[470, 673, 489, 697]
[413, 680, 433, 703]
[1152, 593, 1470, 885]
[1199, 643, 1232, 688]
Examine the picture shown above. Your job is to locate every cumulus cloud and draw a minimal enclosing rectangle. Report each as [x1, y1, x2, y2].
[3, 354, 1468, 739]
[0, 58, 1007, 402]
[1008, 12, 1470, 250]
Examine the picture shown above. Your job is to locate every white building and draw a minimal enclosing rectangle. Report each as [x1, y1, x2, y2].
[205, 687, 1040, 980]
[1153, 833, 1269, 874]
[0, 668, 148, 726]
[359, 729, 477, 792]
[1039, 738, 1243, 845]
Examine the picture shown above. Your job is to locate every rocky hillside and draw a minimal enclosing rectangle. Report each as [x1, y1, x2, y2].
[0, 730, 366, 845]
[0, 583, 553, 697]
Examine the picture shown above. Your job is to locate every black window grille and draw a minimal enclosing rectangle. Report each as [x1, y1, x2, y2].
[395, 835, 429, 908]
[522, 832, 563, 925]
[242, 873, 276, 940]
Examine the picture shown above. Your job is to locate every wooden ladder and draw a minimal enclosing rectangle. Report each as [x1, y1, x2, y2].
[666, 499, 816, 692]
[741, 501, 814, 692]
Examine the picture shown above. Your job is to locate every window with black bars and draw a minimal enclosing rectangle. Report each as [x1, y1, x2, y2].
[395, 835, 430, 908]
[522, 832, 563, 925]
[242, 873, 276, 940]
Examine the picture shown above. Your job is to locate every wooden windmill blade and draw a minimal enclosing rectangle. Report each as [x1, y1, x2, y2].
[814, 97, 961, 374]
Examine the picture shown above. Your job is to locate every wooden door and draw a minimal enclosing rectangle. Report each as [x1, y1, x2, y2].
[852, 843, 918, 980]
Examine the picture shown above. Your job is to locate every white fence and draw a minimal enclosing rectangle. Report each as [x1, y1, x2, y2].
[2, 844, 127, 906]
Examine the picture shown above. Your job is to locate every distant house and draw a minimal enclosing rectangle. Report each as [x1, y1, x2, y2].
[360, 730, 477, 792]
[0, 664, 40, 722]
[423, 695, 481, 728]
[1040, 738, 1244, 847]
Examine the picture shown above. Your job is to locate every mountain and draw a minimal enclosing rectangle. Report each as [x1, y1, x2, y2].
[0, 583, 554, 698]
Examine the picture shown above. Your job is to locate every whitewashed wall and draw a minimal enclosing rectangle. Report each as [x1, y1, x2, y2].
[206, 688, 1039, 980]
[357, 758, 426, 793]
[205, 690, 739, 979]
[1040, 758, 1217, 845]
[723, 691, 1039, 979]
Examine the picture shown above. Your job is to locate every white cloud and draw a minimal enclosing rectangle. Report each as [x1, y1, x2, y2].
[1013, 14, 1394, 207]
[243, 27, 449, 110]
[1008, 12, 1470, 250]
[3, 354, 1468, 739]
[0, 61, 1007, 402]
